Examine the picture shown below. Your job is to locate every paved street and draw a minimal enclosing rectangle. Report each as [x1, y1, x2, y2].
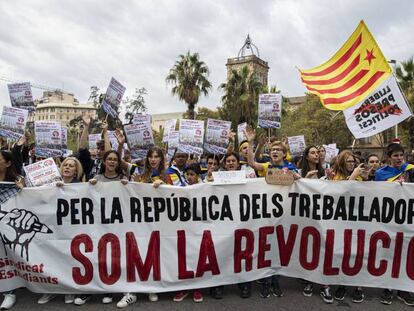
[8, 277, 414, 311]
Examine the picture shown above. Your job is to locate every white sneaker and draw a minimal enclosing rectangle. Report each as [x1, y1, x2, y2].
[74, 295, 91, 305]
[37, 294, 57, 304]
[0, 294, 16, 310]
[117, 293, 137, 308]
[148, 293, 158, 302]
[102, 295, 113, 304]
[64, 294, 75, 304]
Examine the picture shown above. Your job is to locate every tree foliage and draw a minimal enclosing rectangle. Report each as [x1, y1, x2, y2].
[166, 52, 212, 120]
[219, 66, 262, 129]
[183, 106, 220, 122]
[279, 94, 353, 149]
[124, 87, 148, 124]
[395, 57, 414, 152]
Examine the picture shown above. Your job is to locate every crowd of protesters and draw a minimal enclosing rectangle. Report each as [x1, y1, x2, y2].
[1, 114, 414, 309]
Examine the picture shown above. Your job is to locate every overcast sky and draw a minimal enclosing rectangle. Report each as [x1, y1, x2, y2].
[0, 0, 413, 116]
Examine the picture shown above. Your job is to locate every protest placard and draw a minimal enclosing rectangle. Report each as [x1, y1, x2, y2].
[288, 135, 306, 156]
[204, 119, 231, 154]
[124, 122, 154, 159]
[7, 82, 34, 111]
[258, 94, 282, 128]
[34, 121, 62, 157]
[178, 119, 204, 155]
[88, 133, 101, 150]
[23, 158, 62, 187]
[237, 122, 247, 144]
[101, 77, 126, 118]
[0, 107, 28, 140]
[163, 119, 177, 143]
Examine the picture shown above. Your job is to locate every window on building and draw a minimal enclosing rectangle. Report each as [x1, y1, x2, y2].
[50, 115, 55, 119]
[50, 108, 55, 112]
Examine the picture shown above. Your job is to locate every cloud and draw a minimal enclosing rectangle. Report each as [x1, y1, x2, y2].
[0, 0, 413, 115]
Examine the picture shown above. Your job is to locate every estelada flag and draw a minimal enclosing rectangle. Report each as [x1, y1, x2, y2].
[299, 20, 392, 111]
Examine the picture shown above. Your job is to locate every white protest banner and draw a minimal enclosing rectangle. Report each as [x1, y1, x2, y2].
[258, 94, 282, 129]
[88, 134, 102, 150]
[124, 122, 154, 159]
[178, 119, 204, 155]
[7, 82, 34, 111]
[343, 76, 412, 139]
[34, 121, 62, 157]
[163, 119, 177, 143]
[23, 158, 61, 187]
[287, 135, 306, 156]
[101, 77, 126, 118]
[0, 107, 28, 140]
[204, 119, 231, 154]
[2, 179, 414, 293]
[237, 122, 247, 144]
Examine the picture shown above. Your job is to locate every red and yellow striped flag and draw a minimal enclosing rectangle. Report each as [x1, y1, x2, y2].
[299, 21, 392, 111]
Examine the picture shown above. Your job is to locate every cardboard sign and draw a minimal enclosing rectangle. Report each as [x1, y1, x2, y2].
[265, 168, 294, 185]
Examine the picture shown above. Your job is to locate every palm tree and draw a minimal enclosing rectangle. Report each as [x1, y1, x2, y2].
[219, 65, 263, 127]
[395, 57, 414, 152]
[166, 52, 212, 120]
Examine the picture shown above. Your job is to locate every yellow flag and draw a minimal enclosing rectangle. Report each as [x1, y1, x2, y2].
[299, 21, 392, 110]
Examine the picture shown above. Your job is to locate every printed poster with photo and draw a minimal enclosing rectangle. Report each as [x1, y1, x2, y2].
[287, 135, 306, 156]
[34, 121, 62, 158]
[258, 94, 282, 129]
[101, 77, 126, 118]
[237, 122, 247, 144]
[7, 82, 35, 111]
[178, 119, 204, 155]
[124, 123, 154, 159]
[23, 158, 62, 187]
[204, 119, 231, 154]
[133, 114, 151, 125]
[163, 119, 177, 143]
[88, 134, 102, 150]
[0, 106, 28, 140]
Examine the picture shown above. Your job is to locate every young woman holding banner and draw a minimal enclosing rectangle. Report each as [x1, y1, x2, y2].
[208, 152, 253, 299]
[73, 151, 128, 306]
[37, 157, 83, 305]
[116, 147, 168, 308]
[298, 146, 333, 303]
[328, 150, 366, 303]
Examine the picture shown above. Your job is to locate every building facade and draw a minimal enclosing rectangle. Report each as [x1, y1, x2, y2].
[226, 35, 269, 86]
[32, 91, 97, 126]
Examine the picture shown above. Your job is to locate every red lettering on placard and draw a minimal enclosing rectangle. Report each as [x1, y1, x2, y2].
[234, 229, 254, 273]
[126, 231, 160, 281]
[71, 234, 93, 285]
[299, 227, 320, 270]
[342, 229, 365, 276]
[276, 224, 298, 266]
[323, 229, 339, 275]
[196, 230, 220, 277]
[98, 233, 121, 285]
[258, 226, 274, 269]
[177, 230, 194, 279]
[367, 231, 390, 276]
